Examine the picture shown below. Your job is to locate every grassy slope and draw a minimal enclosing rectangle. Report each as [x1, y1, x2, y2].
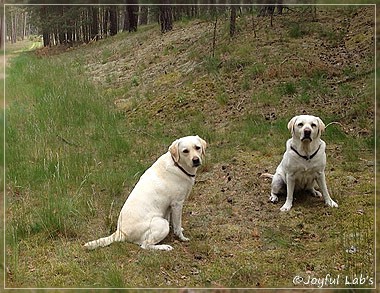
[5, 6, 376, 289]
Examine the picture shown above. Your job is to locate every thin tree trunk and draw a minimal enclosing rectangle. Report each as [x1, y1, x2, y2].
[139, 6, 148, 25]
[102, 7, 108, 37]
[109, 6, 118, 36]
[212, 10, 218, 57]
[230, 6, 236, 38]
[10, 11, 14, 43]
[90, 6, 99, 41]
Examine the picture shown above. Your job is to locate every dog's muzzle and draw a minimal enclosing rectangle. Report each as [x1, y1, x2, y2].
[192, 157, 201, 167]
[301, 128, 312, 141]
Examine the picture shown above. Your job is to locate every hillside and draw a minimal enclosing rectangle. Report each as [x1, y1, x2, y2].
[6, 5, 376, 289]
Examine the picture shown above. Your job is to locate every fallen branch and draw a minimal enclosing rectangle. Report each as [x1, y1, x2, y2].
[325, 121, 343, 129]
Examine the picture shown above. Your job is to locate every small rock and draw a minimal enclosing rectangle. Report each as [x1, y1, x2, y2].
[252, 228, 260, 238]
[346, 175, 358, 183]
[366, 161, 374, 167]
[346, 246, 357, 254]
[194, 254, 203, 260]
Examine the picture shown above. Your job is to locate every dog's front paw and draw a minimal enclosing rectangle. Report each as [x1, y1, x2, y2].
[326, 198, 338, 208]
[280, 202, 292, 212]
[179, 234, 190, 242]
[174, 227, 190, 241]
[269, 194, 278, 203]
[312, 190, 323, 198]
[156, 244, 174, 251]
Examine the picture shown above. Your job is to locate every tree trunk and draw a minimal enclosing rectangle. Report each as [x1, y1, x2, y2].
[126, 2, 138, 32]
[21, 11, 26, 40]
[82, 9, 89, 43]
[230, 6, 236, 38]
[123, 6, 128, 31]
[90, 6, 99, 41]
[40, 6, 50, 46]
[139, 6, 148, 25]
[102, 7, 108, 37]
[10, 10, 16, 43]
[211, 8, 218, 57]
[109, 6, 118, 36]
[159, 5, 172, 33]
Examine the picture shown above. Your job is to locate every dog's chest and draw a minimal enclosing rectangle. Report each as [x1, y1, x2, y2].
[291, 158, 323, 181]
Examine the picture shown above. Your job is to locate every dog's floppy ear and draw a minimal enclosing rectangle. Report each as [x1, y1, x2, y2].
[316, 117, 326, 133]
[169, 139, 180, 163]
[197, 135, 207, 157]
[287, 116, 299, 134]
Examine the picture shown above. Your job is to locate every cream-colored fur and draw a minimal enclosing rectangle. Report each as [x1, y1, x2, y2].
[262, 115, 338, 211]
[84, 135, 207, 251]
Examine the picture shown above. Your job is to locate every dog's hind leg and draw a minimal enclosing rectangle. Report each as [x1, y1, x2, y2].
[269, 173, 285, 203]
[140, 217, 172, 251]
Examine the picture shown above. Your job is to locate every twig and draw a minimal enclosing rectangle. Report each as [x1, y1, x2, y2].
[235, 98, 245, 111]
[211, 8, 218, 57]
[280, 57, 288, 65]
[57, 135, 80, 147]
[325, 121, 343, 128]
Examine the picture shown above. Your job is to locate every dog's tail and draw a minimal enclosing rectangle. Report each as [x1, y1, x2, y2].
[260, 173, 274, 179]
[84, 230, 126, 250]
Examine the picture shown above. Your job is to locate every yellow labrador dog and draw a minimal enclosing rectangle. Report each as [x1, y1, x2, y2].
[84, 135, 207, 251]
[262, 115, 338, 211]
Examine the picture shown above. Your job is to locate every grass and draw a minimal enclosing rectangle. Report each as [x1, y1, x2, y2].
[4, 5, 375, 289]
[288, 22, 309, 39]
[5, 53, 144, 247]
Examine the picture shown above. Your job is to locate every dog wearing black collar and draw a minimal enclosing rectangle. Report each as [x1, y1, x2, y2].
[84, 135, 207, 251]
[261, 115, 338, 211]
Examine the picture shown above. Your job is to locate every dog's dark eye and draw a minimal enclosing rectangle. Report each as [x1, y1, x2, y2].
[183, 149, 189, 154]
[311, 123, 317, 128]
[195, 146, 201, 150]
[297, 123, 304, 127]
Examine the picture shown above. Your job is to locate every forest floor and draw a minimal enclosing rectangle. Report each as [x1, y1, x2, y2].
[4, 5, 377, 290]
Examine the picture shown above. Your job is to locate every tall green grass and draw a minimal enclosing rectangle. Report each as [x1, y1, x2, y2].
[5, 52, 135, 243]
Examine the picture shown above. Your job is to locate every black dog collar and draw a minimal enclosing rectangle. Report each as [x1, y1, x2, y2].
[171, 156, 196, 177]
[291, 144, 321, 161]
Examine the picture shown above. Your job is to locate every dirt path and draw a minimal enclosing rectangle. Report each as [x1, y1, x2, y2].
[0, 53, 10, 108]
[0, 52, 10, 80]
[0, 53, 8, 108]
[1, 40, 42, 108]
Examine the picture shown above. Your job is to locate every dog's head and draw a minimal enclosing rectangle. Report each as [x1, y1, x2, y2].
[169, 135, 207, 170]
[287, 115, 325, 142]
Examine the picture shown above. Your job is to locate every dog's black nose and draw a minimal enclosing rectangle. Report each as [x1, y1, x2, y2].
[192, 157, 201, 167]
[304, 129, 311, 137]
